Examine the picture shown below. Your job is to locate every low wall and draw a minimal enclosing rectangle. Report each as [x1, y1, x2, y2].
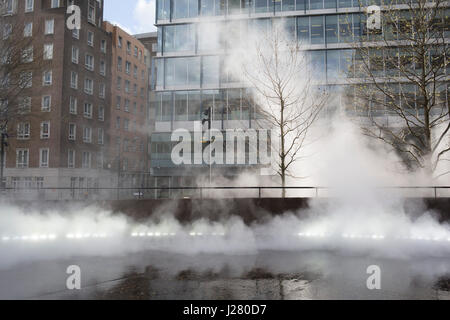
[6, 198, 450, 224]
[104, 198, 450, 224]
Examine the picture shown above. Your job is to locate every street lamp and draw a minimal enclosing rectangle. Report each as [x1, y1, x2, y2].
[202, 107, 212, 187]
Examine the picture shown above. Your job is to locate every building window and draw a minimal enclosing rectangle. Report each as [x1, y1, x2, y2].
[68, 149, 75, 168]
[39, 148, 49, 168]
[83, 102, 93, 118]
[19, 71, 32, 88]
[125, 80, 130, 93]
[124, 99, 129, 112]
[42, 70, 52, 86]
[40, 121, 50, 139]
[3, 24, 12, 40]
[82, 151, 91, 168]
[17, 122, 30, 140]
[98, 105, 104, 121]
[50, 0, 60, 8]
[45, 19, 54, 35]
[69, 123, 76, 140]
[21, 46, 33, 63]
[24, 22, 32, 37]
[16, 149, 29, 169]
[117, 56, 122, 71]
[97, 152, 104, 169]
[72, 28, 79, 39]
[100, 39, 107, 53]
[85, 54, 94, 71]
[25, 0, 34, 12]
[98, 128, 104, 145]
[125, 61, 131, 74]
[124, 118, 129, 131]
[84, 78, 93, 94]
[117, 77, 121, 90]
[87, 31, 94, 46]
[72, 46, 79, 63]
[69, 96, 77, 114]
[116, 96, 121, 109]
[311, 16, 325, 44]
[4, 0, 14, 14]
[83, 127, 92, 143]
[88, 0, 96, 24]
[126, 41, 131, 54]
[70, 71, 78, 89]
[41, 95, 51, 111]
[116, 116, 120, 129]
[18, 97, 31, 114]
[99, 83, 105, 98]
[43, 44, 53, 60]
[100, 60, 106, 76]
[118, 36, 122, 48]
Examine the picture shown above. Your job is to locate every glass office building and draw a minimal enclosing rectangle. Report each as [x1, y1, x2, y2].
[151, 0, 449, 193]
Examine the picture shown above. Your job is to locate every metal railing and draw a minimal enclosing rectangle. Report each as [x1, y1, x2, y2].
[0, 186, 449, 201]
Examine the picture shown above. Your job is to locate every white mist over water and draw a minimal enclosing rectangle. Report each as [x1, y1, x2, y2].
[1, 21, 449, 271]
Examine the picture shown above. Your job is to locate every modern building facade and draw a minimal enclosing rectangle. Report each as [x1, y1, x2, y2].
[151, 0, 449, 194]
[1, 0, 112, 200]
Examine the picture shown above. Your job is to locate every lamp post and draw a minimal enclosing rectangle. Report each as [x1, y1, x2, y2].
[202, 107, 212, 187]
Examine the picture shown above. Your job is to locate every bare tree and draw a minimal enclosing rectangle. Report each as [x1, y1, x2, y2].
[240, 26, 328, 197]
[0, 2, 45, 186]
[351, 0, 449, 178]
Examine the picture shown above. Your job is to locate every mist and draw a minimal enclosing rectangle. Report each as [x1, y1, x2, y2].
[1, 19, 450, 272]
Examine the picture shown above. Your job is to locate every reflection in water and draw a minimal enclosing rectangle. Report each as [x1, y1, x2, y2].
[0, 250, 449, 300]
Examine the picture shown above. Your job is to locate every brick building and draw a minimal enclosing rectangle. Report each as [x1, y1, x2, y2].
[103, 22, 150, 194]
[1, 0, 112, 200]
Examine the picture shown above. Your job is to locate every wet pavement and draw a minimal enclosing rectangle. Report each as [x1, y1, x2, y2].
[0, 250, 449, 300]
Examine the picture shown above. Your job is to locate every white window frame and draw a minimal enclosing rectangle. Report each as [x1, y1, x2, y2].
[84, 78, 93, 95]
[82, 151, 91, 169]
[17, 122, 30, 140]
[44, 19, 54, 35]
[97, 128, 104, 145]
[23, 22, 32, 37]
[70, 71, 78, 89]
[40, 121, 50, 139]
[68, 149, 75, 168]
[87, 31, 94, 47]
[39, 148, 49, 168]
[98, 105, 104, 121]
[41, 95, 51, 111]
[42, 70, 52, 86]
[83, 127, 92, 143]
[43, 43, 53, 60]
[85, 54, 94, 71]
[50, 0, 60, 8]
[68, 123, 76, 140]
[83, 102, 93, 118]
[71, 46, 79, 64]
[69, 96, 77, 114]
[25, 0, 34, 13]
[16, 149, 29, 169]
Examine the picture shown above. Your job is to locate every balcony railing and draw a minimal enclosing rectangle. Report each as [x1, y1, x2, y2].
[0, 186, 449, 201]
